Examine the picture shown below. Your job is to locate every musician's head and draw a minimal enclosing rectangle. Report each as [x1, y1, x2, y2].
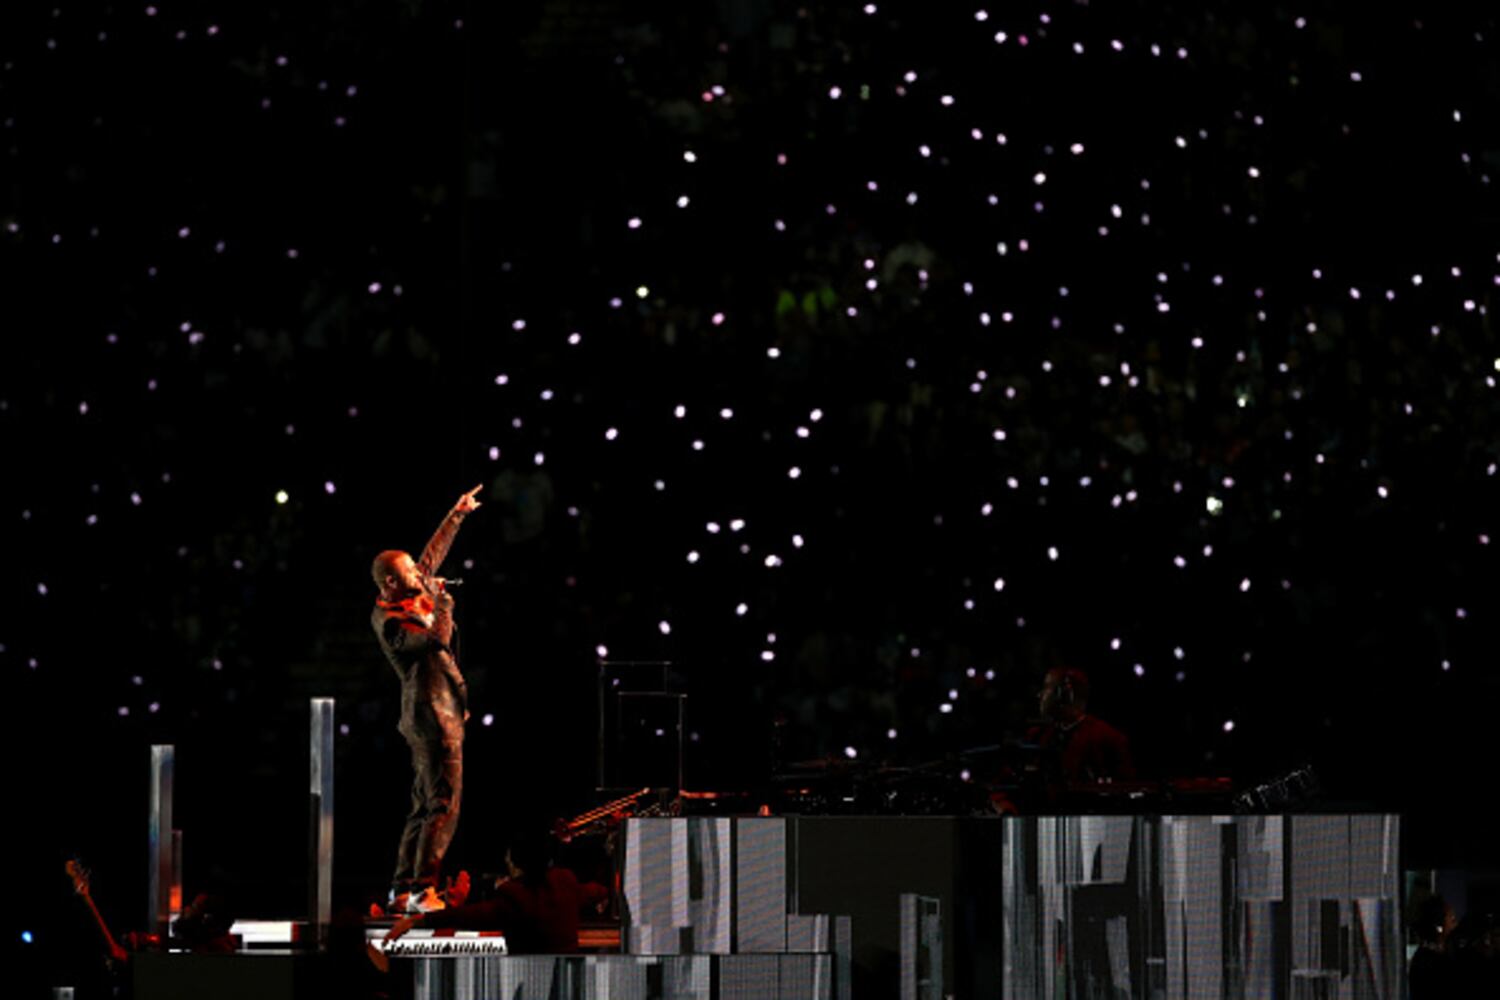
[1039, 667, 1090, 721]
[506, 828, 554, 885]
[1411, 892, 1456, 945]
[372, 549, 423, 596]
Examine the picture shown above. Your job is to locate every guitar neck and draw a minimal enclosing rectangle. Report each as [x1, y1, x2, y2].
[85, 894, 116, 940]
[69, 867, 128, 962]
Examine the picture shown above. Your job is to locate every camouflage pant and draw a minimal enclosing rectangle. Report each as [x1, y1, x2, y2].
[393, 734, 463, 888]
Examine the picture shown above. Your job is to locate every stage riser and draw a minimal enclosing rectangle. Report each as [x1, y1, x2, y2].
[413, 955, 833, 1000]
[620, 815, 1403, 1000]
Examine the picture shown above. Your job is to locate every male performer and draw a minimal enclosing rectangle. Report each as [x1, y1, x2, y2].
[1028, 667, 1136, 789]
[371, 484, 484, 911]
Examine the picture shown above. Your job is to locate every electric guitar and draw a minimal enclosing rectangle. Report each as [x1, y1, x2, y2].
[65, 858, 130, 967]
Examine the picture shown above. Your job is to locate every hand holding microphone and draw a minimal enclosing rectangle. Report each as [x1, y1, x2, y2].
[423, 577, 463, 608]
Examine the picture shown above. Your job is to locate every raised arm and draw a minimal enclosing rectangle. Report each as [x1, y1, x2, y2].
[416, 484, 484, 577]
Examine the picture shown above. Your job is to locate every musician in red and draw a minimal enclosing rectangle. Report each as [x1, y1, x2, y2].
[1028, 667, 1136, 788]
[383, 830, 609, 953]
[371, 485, 484, 910]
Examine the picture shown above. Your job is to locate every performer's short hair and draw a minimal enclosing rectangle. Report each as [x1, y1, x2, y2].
[509, 828, 553, 883]
[1050, 667, 1090, 706]
[371, 549, 410, 588]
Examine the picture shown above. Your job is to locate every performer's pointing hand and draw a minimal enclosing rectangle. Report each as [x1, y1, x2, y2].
[455, 484, 484, 514]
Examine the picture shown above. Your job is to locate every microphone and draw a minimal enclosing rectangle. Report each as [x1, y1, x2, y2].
[427, 577, 465, 591]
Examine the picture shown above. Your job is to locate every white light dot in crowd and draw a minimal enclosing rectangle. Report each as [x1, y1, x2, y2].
[658, 621, 672, 635]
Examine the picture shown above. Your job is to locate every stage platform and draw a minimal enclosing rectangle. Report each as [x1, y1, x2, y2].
[127, 813, 1402, 999]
